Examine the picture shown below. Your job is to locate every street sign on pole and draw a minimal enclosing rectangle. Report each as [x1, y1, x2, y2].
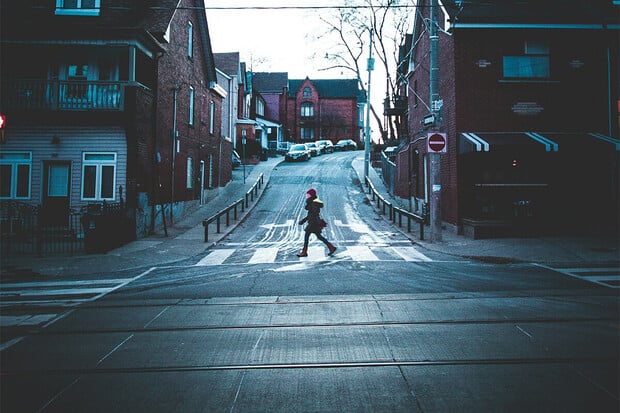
[427, 132, 447, 153]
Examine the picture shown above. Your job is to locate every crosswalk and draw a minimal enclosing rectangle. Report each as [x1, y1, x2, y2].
[0, 278, 135, 308]
[195, 244, 433, 266]
[538, 265, 620, 289]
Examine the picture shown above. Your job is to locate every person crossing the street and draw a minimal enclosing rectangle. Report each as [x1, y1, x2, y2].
[297, 188, 337, 257]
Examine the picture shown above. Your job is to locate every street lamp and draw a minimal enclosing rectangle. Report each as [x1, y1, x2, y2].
[241, 129, 247, 184]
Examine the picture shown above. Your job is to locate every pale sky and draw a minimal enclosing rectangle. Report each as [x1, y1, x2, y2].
[205, 0, 389, 120]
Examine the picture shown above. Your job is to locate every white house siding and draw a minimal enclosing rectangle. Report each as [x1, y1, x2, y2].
[3, 126, 127, 210]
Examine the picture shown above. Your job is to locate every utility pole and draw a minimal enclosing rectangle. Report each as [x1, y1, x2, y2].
[171, 87, 178, 225]
[429, 0, 442, 242]
[364, 28, 374, 180]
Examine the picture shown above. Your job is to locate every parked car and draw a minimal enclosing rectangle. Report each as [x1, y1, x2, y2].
[306, 142, 321, 157]
[285, 144, 310, 161]
[335, 139, 358, 151]
[232, 150, 242, 168]
[316, 140, 334, 154]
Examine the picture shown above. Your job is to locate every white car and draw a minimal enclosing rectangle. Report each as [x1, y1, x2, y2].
[316, 140, 334, 153]
[306, 142, 321, 157]
[285, 144, 310, 161]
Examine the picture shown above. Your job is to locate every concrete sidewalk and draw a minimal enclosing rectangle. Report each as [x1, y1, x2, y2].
[1, 156, 283, 278]
[2, 152, 618, 279]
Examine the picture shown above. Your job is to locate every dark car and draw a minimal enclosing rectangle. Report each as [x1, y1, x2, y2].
[334, 139, 357, 151]
[285, 144, 310, 161]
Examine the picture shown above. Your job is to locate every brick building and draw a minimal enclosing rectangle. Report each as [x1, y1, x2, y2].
[284, 78, 364, 145]
[396, 0, 619, 236]
[0, 0, 228, 243]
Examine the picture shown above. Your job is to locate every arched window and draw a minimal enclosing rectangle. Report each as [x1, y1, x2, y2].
[300, 102, 314, 117]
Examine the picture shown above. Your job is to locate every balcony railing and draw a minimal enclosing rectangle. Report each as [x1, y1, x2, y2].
[1, 79, 126, 111]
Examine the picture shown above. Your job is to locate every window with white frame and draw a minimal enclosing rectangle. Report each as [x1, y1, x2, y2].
[189, 86, 195, 126]
[303, 87, 311, 98]
[82, 153, 116, 200]
[209, 100, 215, 134]
[300, 128, 314, 140]
[55, 0, 101, 16]
[503, 41, 550, 79]
[0, 152, 31, 199]
[188, 21, 194, 58]
[300, 102, 314, 117]
[256, 98, 265, 117]
[186, 157, 193, 189]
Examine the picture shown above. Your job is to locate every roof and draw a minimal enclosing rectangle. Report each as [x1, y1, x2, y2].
[0, 0, 180, 38]
[214, 53, 241, 77]
[288, 78, 361, 100]
[253, 72, 289, 93]
[441, 0, 617, 26]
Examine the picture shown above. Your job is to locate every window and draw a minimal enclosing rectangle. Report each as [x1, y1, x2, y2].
[189, 86, 195, 126]
[188, 21, 194, 58]
[256, 99, 265, 117]
[503, 41, 550, 79]
[300, 102, 314, 117]
[55, 0, 101, 16]
[0, 152, 31, 199]
[186, 157, 193, 189]
[303, 87, 312, 98]
[82, 153, 116, 200]
[300, 128, 315, 140]
[209, 100, 215, 134]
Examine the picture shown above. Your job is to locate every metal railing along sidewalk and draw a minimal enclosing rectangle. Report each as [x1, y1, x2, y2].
[364, 176, 427, 240]
[202, 173, 264, 242]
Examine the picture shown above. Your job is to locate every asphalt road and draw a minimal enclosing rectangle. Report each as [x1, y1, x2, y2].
[2, 152, 618, 412]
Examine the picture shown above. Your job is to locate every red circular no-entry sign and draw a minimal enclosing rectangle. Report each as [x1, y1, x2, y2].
[428, 133, 447, 153]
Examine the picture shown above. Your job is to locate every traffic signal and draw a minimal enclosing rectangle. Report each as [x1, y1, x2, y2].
[0, 113, 5, 144]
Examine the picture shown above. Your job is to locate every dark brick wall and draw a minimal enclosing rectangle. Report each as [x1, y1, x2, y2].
[400, 7, 618, 228]
[155, 0, 225, 204]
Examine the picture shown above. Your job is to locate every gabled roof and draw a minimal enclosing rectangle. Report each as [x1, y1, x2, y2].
[441, 0, 617, 27]
[214, 52, 241, 78]
[253, 72, 289, 94]
[288, 78, 361, 100]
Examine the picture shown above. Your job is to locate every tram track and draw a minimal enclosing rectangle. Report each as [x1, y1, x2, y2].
[3, 356, 617, 377]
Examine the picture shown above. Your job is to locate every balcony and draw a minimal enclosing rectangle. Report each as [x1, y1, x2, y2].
[1, 79, 127, 111]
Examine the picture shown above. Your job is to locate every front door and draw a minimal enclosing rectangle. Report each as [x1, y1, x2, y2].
[42, 161, 71, 226]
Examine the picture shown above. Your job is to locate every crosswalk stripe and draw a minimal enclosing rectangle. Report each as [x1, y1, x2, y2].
[194, 245, 434, 266]
[195, 249, 235, 266]
[308, 246, 327, 259]
[346, 245, 379, 261]
[391, 246, 432, 262]
[248, 247, 279, 264]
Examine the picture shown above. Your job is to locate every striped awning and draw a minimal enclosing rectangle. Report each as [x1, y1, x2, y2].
[459, 132, 620, 154]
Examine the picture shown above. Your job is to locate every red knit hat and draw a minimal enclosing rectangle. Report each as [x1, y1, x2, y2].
[306, 188, 317, 198]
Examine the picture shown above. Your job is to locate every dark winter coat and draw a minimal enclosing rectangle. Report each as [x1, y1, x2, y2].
[300, 196, 324, 233]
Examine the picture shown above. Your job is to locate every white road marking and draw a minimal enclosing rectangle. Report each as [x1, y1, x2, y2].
[346, 245, 379, 261]
[248, 247, 279, 264]
[535, 264, 620, 288]
[391, 246, 432, 262]
[195, 249, 235, 266]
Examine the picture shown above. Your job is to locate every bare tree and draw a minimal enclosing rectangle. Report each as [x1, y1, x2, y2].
[317, 0, 415, 144]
